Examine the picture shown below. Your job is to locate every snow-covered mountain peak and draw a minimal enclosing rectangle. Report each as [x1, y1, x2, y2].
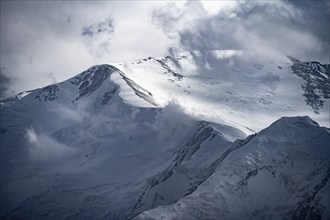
[0, 63, 159, 110]
[1, 52, 329, 132]
[264, 115, 321, 133]
[69, 64, 116, 102]
[135, 116, 330, 220]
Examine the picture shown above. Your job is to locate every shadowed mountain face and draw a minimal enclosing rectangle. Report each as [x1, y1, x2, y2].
[288, 55, 330, 113]
[0, 54, 329, 220]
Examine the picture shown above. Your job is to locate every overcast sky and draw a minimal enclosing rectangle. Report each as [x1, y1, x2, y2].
[0, 0, 329, 99]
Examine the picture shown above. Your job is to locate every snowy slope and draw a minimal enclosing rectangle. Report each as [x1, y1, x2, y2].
[0, 52, 329, 220]
[114, 52, 330, 132]
[135, 116, 330, 220]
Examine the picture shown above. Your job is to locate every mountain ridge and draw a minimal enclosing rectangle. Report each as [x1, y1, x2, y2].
[134, 116, 330, 220]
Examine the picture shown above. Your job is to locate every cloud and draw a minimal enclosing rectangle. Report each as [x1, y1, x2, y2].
[0, 68, 10, 99]
[0, 1, 172, 96]
[0, 68, 15, 99]
[51, 100, 92, 123]
[152, 100, 195, 141]
[26, 127, 76, 162]
[284, 0, 330, 43]
[52, 105, 84, 123]
[152, 0, 330, 63]
[81, 18, 115, 57]
[0, 1, 103, 96]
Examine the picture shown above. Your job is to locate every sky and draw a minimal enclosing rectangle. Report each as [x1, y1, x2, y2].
[0, 0, 329, 99]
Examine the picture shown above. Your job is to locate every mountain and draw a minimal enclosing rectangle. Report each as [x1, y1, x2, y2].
[0, 52, 329, 219]
[135, 116, 330, 220]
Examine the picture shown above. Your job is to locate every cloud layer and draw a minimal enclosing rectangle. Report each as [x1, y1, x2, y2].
[152, 0, 330, 64]
[81, 18, 115, 57]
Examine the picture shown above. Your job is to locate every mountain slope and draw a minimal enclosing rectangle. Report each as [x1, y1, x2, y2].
[135, 116, 330, 220]
[0, 63, 246, 219]
[114, 52, 330, 132]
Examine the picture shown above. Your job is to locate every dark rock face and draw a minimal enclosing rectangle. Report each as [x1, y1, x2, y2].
[287, 56, 330, 113]
[155, 58, 185, 81]
[71, 65, 116, 102]
[35, 85, 59, 102]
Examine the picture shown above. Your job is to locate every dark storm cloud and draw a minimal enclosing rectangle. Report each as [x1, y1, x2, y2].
[0, 69, 10, 99]
[81, 18, 115, 57]
[152, 0, 330, 64]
